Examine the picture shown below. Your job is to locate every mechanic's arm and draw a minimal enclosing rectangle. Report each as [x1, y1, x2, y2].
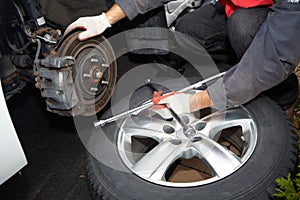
[64, 4, 125, 40]
[155, 90, 213, 116]
[158, 0, 300, 113]
[105, 3, 127, 25]
[208, 0, 300, 110]
[65, 0, 170, 41]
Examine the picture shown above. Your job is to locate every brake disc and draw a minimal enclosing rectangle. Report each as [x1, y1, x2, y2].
[37, 31, 117, 116]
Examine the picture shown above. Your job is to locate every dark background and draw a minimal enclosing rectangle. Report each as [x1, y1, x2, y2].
[0, 85, 93, 200]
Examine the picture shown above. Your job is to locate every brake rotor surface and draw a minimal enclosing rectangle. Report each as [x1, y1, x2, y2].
[55, 31, 117, 116]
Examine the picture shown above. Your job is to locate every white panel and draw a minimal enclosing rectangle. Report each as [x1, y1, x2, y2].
[0, 82, 27, 185]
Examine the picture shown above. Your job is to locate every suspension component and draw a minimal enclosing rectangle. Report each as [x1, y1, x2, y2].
[35, 31, 117, 116]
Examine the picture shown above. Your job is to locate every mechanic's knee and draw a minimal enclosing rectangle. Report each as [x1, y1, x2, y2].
[175, 15, 206, 48]
[228, 8, 269, 38]
[227, 8, 269, 57]
[175, 15, 196, 38]
[175, 4, 228, 51]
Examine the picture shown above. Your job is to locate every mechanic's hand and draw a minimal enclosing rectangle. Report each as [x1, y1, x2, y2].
[190, 90, 214, 111]
[151, 90, 214, 119]
[150, 104, 173, 119]
[151, 91, 191, 117]
[64, 13, 111, 41]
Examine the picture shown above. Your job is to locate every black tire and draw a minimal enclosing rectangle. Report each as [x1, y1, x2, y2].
[86, 93, 298, 200]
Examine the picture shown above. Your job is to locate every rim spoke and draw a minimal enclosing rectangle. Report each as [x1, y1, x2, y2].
[200, 109, 253, 139]
[125, 115, 178, 133]
[192, 136, 241, 177]
[123, 127, 175, 142]
[132, 140, 189, 180]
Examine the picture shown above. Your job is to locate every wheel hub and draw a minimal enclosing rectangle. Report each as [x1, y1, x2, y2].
[50, 31, 117, 116]
[183, 126, 196, 139]
[78, 53, 108, 96]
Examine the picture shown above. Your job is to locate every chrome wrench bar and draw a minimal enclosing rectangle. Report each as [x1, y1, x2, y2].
[94, 72, 225, 127]
[94, 101, 153, 127]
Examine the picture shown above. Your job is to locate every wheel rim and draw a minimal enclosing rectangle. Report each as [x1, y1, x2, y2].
[117, 106, 257, 187]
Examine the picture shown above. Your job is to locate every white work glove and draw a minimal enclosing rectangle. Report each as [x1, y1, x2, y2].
[150, 91, 191, 119]
[150, 105, 174, 119]
[64, 13, 111, 41]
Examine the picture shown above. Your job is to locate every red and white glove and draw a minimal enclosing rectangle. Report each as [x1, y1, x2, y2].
[64, 13, 111, 41]
[150, 91, 191, 119]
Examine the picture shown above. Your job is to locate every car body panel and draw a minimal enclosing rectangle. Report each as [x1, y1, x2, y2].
[0, 82, 27, 185]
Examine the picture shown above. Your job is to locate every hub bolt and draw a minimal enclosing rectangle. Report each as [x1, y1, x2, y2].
[91, 58, 99, 62]
[83, 74, 91, 78]
[91, 87, 99, 92]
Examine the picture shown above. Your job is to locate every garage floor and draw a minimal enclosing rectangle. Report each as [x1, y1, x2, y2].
[0, 85, 92, 200]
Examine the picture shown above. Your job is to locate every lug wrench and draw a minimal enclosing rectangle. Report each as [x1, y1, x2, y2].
[94, 72, 225, 127]
[145, 80, 189, 130]
[146, 80, 197, 138]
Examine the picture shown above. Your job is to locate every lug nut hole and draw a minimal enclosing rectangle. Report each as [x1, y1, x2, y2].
[163, 125, 175, 134]
[195, 122, 206, 131]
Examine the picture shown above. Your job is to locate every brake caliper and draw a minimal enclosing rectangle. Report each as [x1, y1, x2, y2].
[35, 55, 78, 114]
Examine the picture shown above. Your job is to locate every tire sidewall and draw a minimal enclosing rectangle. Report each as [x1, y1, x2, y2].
[88, 96, 296, 200]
